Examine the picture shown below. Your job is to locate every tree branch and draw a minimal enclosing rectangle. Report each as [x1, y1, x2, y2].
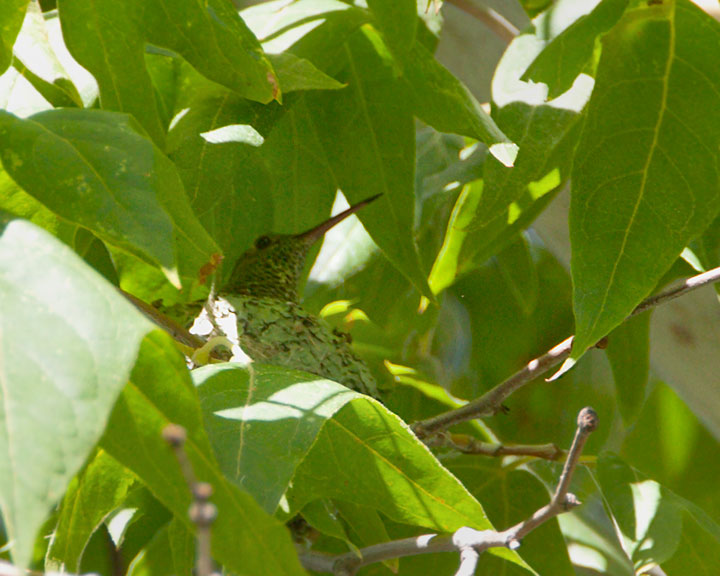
[299, 408, 597, 575]
[413, 265, 720, 438]
[444, 0, 519, 45]
[426, 432, 567, 460]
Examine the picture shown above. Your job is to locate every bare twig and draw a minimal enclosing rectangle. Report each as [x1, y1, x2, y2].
[163, 425, 219, 576]
[426, 433, 566, 460]
[444, 0, 519, 45]
[120, 289, 205, 349]
[413, 265, 720, 438]
[299, 408, 596, 576]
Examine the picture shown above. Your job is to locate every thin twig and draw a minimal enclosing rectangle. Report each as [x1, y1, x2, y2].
[444, 0, 519, 45]
[299, 408, 596, 575]
[426, 433, 566, 460]
[413, 265, 720, 438]
[163, 425, 219, 576]
[120, 289, 205, 349]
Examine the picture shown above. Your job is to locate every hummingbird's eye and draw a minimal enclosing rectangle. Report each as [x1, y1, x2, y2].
[254, 235, 272, 250]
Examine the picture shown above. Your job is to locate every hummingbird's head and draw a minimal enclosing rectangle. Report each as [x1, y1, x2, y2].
[223, 194, 381, 302]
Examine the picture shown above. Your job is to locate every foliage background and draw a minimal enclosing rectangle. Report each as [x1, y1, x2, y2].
[1, 0, 719, 574]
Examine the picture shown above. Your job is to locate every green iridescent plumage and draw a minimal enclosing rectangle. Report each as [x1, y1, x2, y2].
[219, 196, 381, 397]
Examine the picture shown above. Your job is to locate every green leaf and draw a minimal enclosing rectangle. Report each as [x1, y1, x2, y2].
[126, 523, 176, 576]
[605, 313, 650, 424]
[566, 0, 720, 370]
[495, 234, 539, 317]
[405, 42, 517, 167]
[57, 0, 166, 146]
[46, 451, 135, 573]
[138, 0, 277, 103]
[289, 396, 527, 569]
[0, 109, 220, 289]
[0, 0, 26, 74]
[367, 0, 417, 61]
[304, 25, 432, 298]
[0, 218, 155, 568]
[268, 53, 345, 93]
[522, 0, 629, 98]
[101, 334, 305, 576]
[167, 81, 274, 278]
[193, 363, 360, 513]
[597, 452, 720, 571]
[428, 30, 590, 295]
[58, 0, 276, 134]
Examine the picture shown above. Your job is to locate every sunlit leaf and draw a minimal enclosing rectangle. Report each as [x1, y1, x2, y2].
[0, 218, 154, 568]
[566, 0, 720, 369]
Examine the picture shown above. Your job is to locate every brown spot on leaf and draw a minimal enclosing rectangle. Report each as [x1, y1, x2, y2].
[670, 322, 695, 346]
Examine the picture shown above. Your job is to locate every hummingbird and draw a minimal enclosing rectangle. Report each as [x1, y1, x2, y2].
[214, 195, 382, 397]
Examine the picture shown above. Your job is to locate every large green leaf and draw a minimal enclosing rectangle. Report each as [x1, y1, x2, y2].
[0, 109, 219, 289]
[193, 363, 359, 514]
[167, 77, 274, 277]
[289, 395, 527, 568]
[566, 0, 720, 370]
[0, 0, 26, 74]
[101, 334, 305, 576]
[58, 0, 276, 125]
[302, 25, 432, 298]
[268, 53, 345, 93]
[0, 218, 154, 568]
[193, 362, 526, 569]
[57, 0, 165, 145]
[46, 451, 136, 573]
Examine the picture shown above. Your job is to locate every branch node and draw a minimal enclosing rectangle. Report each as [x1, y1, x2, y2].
[507, 537, 521, 551]
[563, 493, 581, 510]
[162, 423, 187, 447]
[578, 407, 598, 432]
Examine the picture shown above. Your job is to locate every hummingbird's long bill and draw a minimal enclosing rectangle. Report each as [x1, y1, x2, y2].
[295, 193, 382, 244]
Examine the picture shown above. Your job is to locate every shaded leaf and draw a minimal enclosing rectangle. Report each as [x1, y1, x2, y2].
[268, 53, 345, 92]
[167, 81, 274, 282]
[367, 0, 417, 61]
[58, 0, 166, 145]
[304, 25, 432, 298]
[46, 451, 135, 573]
[567, 0, 720, 368]
[0, 218, 154, 568]
[405, 42, 517, 167]
[448, 456, 573, 575]
[0, 109, 219, 289]
[605, 313, 650, 424]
